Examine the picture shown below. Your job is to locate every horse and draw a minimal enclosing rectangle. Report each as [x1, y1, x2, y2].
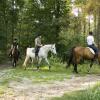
[11, 46, 19, 67]
[23, 44, 57, 70]
[66, 46, 100, 73]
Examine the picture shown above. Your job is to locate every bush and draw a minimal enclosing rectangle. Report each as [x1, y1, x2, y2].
[57, 32, 86, 62]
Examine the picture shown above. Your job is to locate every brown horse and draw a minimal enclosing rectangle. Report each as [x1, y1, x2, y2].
[66, 46, 100, 73]
[11, 46, 19, 67]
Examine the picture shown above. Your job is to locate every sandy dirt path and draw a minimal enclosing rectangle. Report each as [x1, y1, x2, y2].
[0, 74, 100, 100]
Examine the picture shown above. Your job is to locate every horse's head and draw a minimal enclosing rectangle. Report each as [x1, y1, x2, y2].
[50, 44, 57, 55]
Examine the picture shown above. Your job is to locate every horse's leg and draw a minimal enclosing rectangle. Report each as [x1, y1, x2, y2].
[12, 57, 15, 67]
[74, 56, 81, 73]
[90, 59, 94, 68]
[31, 58, 33, 63]
[14, 59, 16, 67]
[23, 56, 30, 70]
[97, 55, 100, 65]
[74, 63, 78, 73]
[66, 47, 76, 68]
[37, 57, 42, 70]
[88, 59, 94, 72]
[73, 57, 78, 73]
[31, 58, 34, 67]
[66, 57, 72, 68]
[45, 58, 51, 70]
[12, 59, 14, 67]
[12, 59, 16, 68]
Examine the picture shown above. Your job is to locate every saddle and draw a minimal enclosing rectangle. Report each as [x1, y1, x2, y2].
[32, 49, 35, 53]
[87, 47, 95, 55]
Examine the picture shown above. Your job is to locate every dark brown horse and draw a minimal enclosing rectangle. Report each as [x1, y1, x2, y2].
[11, 46, 19, 67]
[67, 46, 100, 73]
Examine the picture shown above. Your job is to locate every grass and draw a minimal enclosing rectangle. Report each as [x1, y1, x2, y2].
[0, 63, 71, 83]
[0, 62, 71, 96]
[0, 58, 100, 96]
[52, 84, 100, 100]
[0, 60, 100, 84]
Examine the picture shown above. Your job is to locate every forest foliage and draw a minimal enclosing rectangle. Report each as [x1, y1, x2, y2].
[0, 0, 100, 61]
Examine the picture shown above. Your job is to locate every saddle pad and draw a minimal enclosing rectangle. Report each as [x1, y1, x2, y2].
[87, 47, 95, 54]
[32, 49, 35, 53]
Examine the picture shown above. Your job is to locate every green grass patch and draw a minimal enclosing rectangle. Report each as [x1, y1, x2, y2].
[0, 60, 100, 95]
[0, 86, 6, 95]
[0, 62, 72, 86]
[52, 84, 100, 100]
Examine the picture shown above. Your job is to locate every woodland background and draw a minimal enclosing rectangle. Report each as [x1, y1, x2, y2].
[0, 0, 100, 61]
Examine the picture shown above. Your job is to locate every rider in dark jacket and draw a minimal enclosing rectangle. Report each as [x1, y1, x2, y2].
[9, 38, 20, 57]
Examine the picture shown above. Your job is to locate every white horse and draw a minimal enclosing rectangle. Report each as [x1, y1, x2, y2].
[23, 44, 57, 70]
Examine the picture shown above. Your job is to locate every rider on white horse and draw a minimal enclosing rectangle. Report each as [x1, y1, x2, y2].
[23, 44, 57, 70]
[35, 34, 43, 58]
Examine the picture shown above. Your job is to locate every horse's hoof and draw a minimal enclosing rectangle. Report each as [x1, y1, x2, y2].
[49, 69, 51, 71]
[88, 72, 90, 74]
[36, 66, 39, 71]
[88, 70, 91, 74]
[24, 68, 26, 70]
[76, 71, 78, 74]
[49, 66, 51, 71]
[73, 70, 78, 74]
[36, 69, 40, 72]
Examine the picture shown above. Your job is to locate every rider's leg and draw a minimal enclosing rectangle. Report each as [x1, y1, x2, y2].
[35, 46, 41, 58]
[45, 58, 51, 70]
[35, 46, 38, 57]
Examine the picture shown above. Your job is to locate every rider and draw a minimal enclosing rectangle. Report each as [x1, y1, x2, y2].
[87, 31, 98, 58]
[9, 38, 20, 57]
[35, 34, 42, 57]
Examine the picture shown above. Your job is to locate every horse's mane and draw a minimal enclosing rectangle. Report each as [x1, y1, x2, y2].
[43, 44, 52, 47]
[42, 44, 54, 49]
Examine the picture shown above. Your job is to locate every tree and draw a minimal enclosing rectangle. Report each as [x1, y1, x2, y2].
[0, 0, 24, 60]
[85, 0, 100, 48]
[23, 0, 70, 54]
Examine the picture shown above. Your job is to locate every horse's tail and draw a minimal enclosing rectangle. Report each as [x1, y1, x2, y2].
[66, 46, 76, 68]
[23, 48, 29, 68]
[24, 48, 29, 56]
[25, 48, 28, 55]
